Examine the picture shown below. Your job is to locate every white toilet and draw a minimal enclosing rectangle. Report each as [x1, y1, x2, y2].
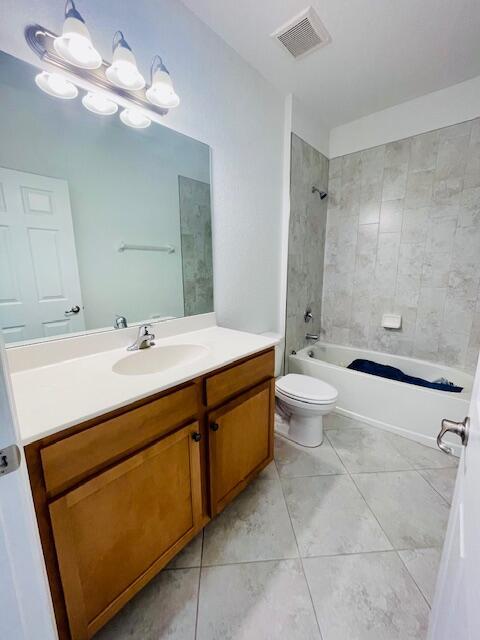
[275, 374, 338, 447]
[262, 332, 338, 447]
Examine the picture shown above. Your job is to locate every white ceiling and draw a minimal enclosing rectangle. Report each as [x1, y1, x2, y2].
[181, 0, 480, 128]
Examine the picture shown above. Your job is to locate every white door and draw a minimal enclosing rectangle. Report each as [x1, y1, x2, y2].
[0, 167, 85, 344]
[428, 355, 480, 639]
[0, 336, 57, 639]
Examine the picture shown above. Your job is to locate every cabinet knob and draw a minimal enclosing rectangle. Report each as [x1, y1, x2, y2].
[191, 432, 202, 442]
[210, 422, 220, 432]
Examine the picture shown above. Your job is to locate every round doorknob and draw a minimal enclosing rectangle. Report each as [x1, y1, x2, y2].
[65, 305, 81, 315]
[210, 422, 220, 432]
[191, 432, 201, 442]
[437, 416, 469, 455]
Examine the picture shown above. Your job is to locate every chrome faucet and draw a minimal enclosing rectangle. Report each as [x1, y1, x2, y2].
[305, 333, 319, 342]
[127, 324, 155, 351]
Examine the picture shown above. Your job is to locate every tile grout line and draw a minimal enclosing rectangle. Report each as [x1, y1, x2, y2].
[275, 460, 326, 640]
[395, 548, 433, 610]
[326, 429, 438, 611]
[325, 427, 451, 614]
[413, 468, 452, 507]
[324, 431, 398, 554]
[193, 530, 205, 640]
[198, 543, 444, 568]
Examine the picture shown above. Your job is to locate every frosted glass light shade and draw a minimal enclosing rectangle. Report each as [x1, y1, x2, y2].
[119, 108, 151, 129]
[106, 32, 145, 90]
[35, 71, 78, 99]
[82, 92, 118, 115]
[53, 3, 102, 69]
[146, 66, 179, 109]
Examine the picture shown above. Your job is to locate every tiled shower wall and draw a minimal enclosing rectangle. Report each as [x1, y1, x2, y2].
[322, 118, 480, 372]
[178, 176, 214, 316]
[285, 134, 329, 361]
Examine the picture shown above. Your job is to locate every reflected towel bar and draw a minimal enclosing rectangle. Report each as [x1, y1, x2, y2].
[118, 242, 175, 254]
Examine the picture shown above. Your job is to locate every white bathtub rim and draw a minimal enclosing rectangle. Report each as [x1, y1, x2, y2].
[294, 347, 472, 400]
[303, 340, 473, 388]
[333, 407, 461, 457]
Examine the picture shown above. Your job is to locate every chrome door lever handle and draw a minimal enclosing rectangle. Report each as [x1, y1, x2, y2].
[65, 305, 81, 315]
[437, 417, 469, 455]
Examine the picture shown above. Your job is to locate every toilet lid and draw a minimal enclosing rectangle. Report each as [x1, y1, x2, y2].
[276, 374, 338, 404]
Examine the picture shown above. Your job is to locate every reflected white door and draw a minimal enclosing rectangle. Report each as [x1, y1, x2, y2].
[0, 336, 57, 639]
[0, 167, 84, 343]
[429, 354, 480, 639]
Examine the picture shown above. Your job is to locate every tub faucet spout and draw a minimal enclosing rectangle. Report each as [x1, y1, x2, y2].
[306, 333, 319, 341]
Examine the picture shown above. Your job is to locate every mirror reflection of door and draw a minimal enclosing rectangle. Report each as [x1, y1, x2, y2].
[0, 167, 85, 343]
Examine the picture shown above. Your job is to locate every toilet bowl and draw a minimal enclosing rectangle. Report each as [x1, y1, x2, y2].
[275, 373, 338, 447]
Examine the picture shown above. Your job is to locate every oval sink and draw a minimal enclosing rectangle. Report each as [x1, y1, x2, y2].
[112, 344, 209, 376]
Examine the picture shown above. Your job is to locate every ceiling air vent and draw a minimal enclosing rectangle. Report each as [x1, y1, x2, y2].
[271, 7, 331, 60]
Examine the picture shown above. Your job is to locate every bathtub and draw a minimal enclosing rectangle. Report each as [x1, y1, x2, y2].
[289, 342, 473, 454]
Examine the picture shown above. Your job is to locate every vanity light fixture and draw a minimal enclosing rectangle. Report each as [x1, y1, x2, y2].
[53, 0, 102, 69]
[119, 107, 151, 129]
[82, 91, 118, 115]
[27, 18, 181, 130]
[106, 31, 145, 91]
[35, 70, 78, 99]
[145, 56, 180, 109]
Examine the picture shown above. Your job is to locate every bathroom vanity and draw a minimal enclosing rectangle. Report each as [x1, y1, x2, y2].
[0, 46, 278, 640]
[15, 326, 275, 640]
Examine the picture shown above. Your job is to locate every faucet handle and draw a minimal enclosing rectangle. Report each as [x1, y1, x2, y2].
[139, 323, 154, 335]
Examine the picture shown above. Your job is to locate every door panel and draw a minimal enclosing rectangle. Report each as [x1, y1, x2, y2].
[0, 167, 85, 343]
[49, 422, 203, 639]
[0, 336, 57, 640]
[208, 380, 274, 515]
[429, 353, 480, 640]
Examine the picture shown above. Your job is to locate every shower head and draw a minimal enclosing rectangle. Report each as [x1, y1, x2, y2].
[312, 186, 327, 199]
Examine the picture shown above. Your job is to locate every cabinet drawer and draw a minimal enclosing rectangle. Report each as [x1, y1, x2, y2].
[205, 349, 274, 407]
[42, 384, 197, 497]
[49, 421, 203, 639]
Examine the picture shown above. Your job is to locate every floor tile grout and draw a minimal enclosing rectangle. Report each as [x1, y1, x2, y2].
[275, 460, 325, 640]
[325, 425, 444, 614]
[395, 548, 433, 610]
[324, 430, 400, 553]
[415, 468, 453, 506]
[193, 530, 205, 640]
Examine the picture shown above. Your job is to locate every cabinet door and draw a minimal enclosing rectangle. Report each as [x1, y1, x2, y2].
[208, 380, 274, 515]
[49, 422, 203, 640]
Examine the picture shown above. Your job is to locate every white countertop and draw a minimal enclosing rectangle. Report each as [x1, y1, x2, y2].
[11, 326, 278, 445]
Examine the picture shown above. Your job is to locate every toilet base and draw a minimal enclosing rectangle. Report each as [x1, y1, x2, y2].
[275, 413, 324, 448]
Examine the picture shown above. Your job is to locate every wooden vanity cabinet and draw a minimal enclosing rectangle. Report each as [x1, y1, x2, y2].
[50, 422, 203, 639]
[208, 380, 274, 515]
[24, 348, 274, 640]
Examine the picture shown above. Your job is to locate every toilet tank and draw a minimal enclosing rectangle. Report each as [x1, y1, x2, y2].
[260, 332, 284, 377]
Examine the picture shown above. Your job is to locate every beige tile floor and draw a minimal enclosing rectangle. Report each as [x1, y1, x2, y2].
[95, 413, 458, 640]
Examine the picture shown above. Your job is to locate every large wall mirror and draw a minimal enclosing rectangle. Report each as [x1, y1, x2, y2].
[0, 51, 213, 346]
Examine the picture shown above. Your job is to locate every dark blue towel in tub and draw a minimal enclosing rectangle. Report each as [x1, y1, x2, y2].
[347, 359, 463, 393]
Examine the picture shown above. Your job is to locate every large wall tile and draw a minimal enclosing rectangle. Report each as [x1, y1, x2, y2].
[410, 130, 439, 173]
[382, 166, 408, 201]
[435, 136, 470, 181]
[321, 118, 480, 372]
[379, 199, 404, 232]
[405, 170, 434, 208]
[286, 134, 329, 361]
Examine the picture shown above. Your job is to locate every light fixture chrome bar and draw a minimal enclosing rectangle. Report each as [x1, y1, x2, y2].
[24, 24, 169, 117]
[118, 242, 175, 254]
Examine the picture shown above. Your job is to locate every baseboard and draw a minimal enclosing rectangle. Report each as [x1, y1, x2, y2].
[334, 407, 461, 458]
